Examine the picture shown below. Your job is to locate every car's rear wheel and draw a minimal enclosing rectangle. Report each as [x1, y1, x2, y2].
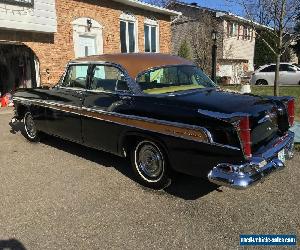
[24, 111, 40, 142]
[131, 140, 170, 189]
[256, 79, 268, 85]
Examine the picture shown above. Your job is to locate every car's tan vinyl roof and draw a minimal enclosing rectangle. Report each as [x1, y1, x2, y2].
[72, 53, 194, 79]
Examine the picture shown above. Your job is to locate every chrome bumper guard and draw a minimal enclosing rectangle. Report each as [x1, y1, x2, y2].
[208, 131, 295, 189]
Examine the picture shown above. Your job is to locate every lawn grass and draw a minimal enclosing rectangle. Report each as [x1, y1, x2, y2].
[222, 85, 300, 121]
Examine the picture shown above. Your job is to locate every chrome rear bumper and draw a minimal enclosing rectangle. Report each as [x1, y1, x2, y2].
[208, 131, 295, 189]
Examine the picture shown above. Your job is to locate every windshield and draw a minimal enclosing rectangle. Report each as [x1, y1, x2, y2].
[136, 65, 217, 94]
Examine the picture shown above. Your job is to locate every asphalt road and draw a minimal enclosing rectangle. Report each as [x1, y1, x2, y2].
[0, 108, 299, 249]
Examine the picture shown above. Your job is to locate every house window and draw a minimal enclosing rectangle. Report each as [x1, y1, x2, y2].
[120, 13, 137, 53]
[234, 23, 238, 36]
[227, 22, 234, 37]
[251, 29, 255, 41]
[144, 25, 158, 52]
[243, 26, 251, 40]
[144, 18, 159, 53]
[243, 26, 247, 40]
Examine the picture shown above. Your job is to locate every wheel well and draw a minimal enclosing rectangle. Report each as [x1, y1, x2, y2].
[16, 105, 29, 120]
[256, 79, 268, 85]
[121, 133, 169, 159]
[121, 135, 139, 157]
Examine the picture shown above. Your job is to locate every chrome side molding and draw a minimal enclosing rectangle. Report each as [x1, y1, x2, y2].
[13, 97, 213, 143]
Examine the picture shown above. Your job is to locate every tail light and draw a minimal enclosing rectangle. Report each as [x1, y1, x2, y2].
[237, 116, 252, 159]
[287, 99, 295, 127]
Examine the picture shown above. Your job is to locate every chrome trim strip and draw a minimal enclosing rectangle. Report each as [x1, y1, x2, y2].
[13, 97, 218, 144]
[58, 86, 86, 92]
[197, 109, 249, 120]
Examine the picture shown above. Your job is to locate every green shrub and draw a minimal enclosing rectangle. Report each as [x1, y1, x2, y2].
[178, 40, 191, 60]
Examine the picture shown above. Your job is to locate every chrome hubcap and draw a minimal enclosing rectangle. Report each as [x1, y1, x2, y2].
[136, 142, 164, 180]
[25, 113, 37, 138]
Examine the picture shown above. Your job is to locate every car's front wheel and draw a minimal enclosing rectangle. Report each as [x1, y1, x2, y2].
[24, 111, 40, 142]
[131, 140, 170, 189]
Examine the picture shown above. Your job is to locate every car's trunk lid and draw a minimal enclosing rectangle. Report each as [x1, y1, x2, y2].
[161, 88, 286, 151]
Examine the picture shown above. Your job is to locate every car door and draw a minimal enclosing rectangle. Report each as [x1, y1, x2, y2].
[279, 64, 291, 85]
[279, 64, 299, 85]
[44, 64, 89, 143]
[259, 65, 276, 85]
[82, 64, 133, 154]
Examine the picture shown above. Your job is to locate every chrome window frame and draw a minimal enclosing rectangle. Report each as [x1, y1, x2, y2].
[60, 61, 143, 95]
[88, 63, 132, 94]
[58, 63, 90, 91]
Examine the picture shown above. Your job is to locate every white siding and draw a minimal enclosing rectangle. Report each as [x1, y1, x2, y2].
[0, 0, 57, 33]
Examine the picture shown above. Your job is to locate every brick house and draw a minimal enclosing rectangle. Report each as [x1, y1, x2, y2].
[0, 0, 179, 96]
[168, 2, 257, 84]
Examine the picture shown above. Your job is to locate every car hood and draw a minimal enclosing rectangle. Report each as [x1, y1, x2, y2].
[162, 88, 275, 116]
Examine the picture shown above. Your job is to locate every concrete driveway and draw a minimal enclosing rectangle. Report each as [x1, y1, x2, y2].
[0, 108, 299, 249]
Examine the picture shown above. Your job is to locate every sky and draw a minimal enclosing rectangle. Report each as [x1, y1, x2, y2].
[183, 0, 244, 15]
[149, 0, 245, 16]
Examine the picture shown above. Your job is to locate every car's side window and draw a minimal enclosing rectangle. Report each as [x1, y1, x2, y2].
[260, 65, 275, 72]
[280, 64, 288, 71]
[287, 65, 296, 72]
[61, 65, 89, 89]
[279, 64, 296, 72]
[90, 65, 129, 92]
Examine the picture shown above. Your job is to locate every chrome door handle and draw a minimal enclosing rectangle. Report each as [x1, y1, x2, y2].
[120, 96, 132, 100]
[75, 90, 84, 94]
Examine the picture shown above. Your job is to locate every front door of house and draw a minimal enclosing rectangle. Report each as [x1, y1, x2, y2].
[78, 35, 96, 57]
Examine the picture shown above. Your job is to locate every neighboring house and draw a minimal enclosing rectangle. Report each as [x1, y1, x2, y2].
[168, 2, 257, 84]
[0, 0, 179, 95]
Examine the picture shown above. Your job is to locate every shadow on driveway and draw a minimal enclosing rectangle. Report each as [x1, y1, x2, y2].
[9, 118, 24, 135]
[9, 120, 219, 200]
[0, 239, 26, 250]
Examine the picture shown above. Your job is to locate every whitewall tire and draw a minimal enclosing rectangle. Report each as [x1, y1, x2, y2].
[24, 112, 40, 142]
[131, 140, 170, 189]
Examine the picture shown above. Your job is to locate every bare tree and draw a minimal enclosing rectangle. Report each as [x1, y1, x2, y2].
[189, 22, 215, 74]
[231, 0, 300, 96]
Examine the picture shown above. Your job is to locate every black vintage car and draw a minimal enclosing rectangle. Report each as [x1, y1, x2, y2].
[13, 53, 295, 189]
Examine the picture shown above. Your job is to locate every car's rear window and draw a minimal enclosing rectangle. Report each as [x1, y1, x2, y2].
[136, 65, 216, 94]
